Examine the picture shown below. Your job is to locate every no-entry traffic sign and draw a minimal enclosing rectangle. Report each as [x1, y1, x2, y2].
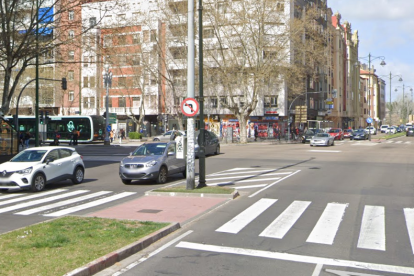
[181, 98, 199, 117]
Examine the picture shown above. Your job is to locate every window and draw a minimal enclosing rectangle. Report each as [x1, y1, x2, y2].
[132, 55, 140, 65]
[118, 35, 126, 45]
[220, 97, 228, 106]
[276, 2, 284, 12]
[69, 91, 74, 101]
[119, 97, 126, 107]
[89, 17, 96, 27]
[204, 28, 214, 38]
[42, 88, 54, 105]
[150, 30, 157, 42]
[118, 77, 126, 87]
[170, 47, 186, 59]
[68, 71, 74, 81]
[83, 76, 88, 87]
[68, 11, 74, 21]
[211, 98, 218, 108]
[83, 56, 88, 67]
[104, 36, 112, 47]
[132, 97, 140, 107]
[119, 56, 127, 66]
[83, 97, 95, 109]
[68, 30, 74, 39]
[150, 74, 157, 86]
[68, 51, 74, 60]
[264, 96, 278, 107]
[90, 76, 95, 88]
[118, 14, 126, 21]
[217, 2, 230, 13]
[143, 30, 149, 42]
[132, 34, 140, 44]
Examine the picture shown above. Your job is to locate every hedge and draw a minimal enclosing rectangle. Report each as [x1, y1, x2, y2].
[128, 132, 142, 139]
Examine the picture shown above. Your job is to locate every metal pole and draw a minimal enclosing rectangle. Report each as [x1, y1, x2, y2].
[103, 68, 111, 146]
[368, 53, 371, 141]
[186, 0, 195, 190]
[197, 0, 206, 188]
[35, 0, 39, 147]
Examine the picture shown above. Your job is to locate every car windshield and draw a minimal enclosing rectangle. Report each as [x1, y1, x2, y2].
[329, 129, 339, 133]
[315, 133, 329, 137]
[132, 143, 167, 156]
[10, 150, 47, 162]
[344, 130, 352, 133]
[305, 130, 315, 135]
[355, 130, 364, 134]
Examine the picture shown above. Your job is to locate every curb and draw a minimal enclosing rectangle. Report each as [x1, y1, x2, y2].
[64, 222, 180, 276]
[145, 190, 239, 199]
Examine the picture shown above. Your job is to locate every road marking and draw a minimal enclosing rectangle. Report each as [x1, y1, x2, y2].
[311, 264, 323, 276]
[357, 205, 386, 251]
[325, 269, 385, 276]
[308, 150, 341, 153]
[306, 203, 348, 245]
[175, 242, 414, 274]
[395, 141, 403, 144]
[207, 173, 289, 181]
[0, 189, 67, 206]
[259, 201, 311, 239]
[234, 184, 268, 189]
[16, 191, 113, 215]
[0, 194, 24, 200]
[0, 190, 88, 214]
[210, 171, 291, 177]
[43, 192, 136, 217]
[351, 143, 378, 146]
[216, 198, 277, 234]
[249, 170, 301, 198]
[403, 208, 414, 254]
[207, 178, 281, 186]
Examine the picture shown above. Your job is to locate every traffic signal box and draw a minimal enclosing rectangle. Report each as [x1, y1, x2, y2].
[61, 78, 67, 90]
[45, 111, 50, 124]
[40, 111, 44, 124]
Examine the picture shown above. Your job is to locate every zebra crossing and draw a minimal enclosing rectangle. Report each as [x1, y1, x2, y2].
[339, 140, 412, 145]
[216, 198, 414, 253]
[0, 189, 136, 217]
[204, 168, 299, 190]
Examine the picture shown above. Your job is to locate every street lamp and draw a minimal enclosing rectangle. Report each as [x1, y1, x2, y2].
[395, 84, 413, 124]
[380, 72, 402, 125]
[102, 64, 112, 146]
[359, 53, 386, 141]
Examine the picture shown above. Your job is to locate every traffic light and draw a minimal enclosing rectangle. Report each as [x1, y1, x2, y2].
[45, 111, 50, 124]
[102, 111, 106, 118]
[40, 111, 44, 124]
[61, 77, 67, 90]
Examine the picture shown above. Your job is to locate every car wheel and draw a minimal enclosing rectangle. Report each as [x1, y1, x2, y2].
[122, 179, 132, 184]
[214, 145, 220, 155]
[31, 173, 46, 192]
[332, 141, 335, 146]
[156, 166, 168, 184]
[72, 167, 84, 184]
[153, 138, 160, 141]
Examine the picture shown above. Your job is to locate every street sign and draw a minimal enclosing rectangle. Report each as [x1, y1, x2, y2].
[106, 125, 111, 132]
[181, 98, 199, 117]
[109, 113, 117, 124]
[366, 117, 373, 124]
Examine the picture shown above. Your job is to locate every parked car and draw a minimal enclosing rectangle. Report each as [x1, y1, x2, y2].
[365, 126, 377, 135]
[301, 129, 324, 143]
[385, 127, 397, 134]
[195, 130, 220, 157]
[343, 129, 354, 139]
[328, 128, 344, 140]
[310, 133, 335, 147]
[0, 146, 85, 192]
[119, 141, 186, 184]
[406, 128, 414, 137]
[353, 129, 368, 140]
[380, 125, 389, 133]
[152, 130, 186, 141]
[406, 123, 413, 131]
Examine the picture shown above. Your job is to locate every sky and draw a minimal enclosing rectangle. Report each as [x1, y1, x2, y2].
[328, 0, 414, 102]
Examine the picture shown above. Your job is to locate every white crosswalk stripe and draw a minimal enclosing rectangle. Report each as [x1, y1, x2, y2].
[216, 199, 414, 253]
[0, 189, 136, 217]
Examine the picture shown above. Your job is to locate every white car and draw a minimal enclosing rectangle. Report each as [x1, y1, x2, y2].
[152, 130, 186, 141]
[0, 146, 85, 192]
[380, 125, 389, 133]
[310, 133, 335, 147]
[385, 127, 397, 134]
[365, 126, 377, 135]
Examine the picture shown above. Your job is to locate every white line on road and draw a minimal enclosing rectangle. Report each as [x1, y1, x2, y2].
[207, 173, 289, 181]
[0, 189, 67, 206]
[210, 171, 292, 177]
[0, 194, 24, 200]
[403, 208, 414, 254]
[233, 184, 268, 189]
[249, 170, 301, 198]
[306, 203, 348, 245]
[311, 264, 323, 276]
[207, 178, 281, 186]
[0, 190, 88, 214]
[259, 201, 311, 239]
[43, 192, 136, 217]
[175, 242, 414, 274]
[16, 191, 113, 215]
[216, 198, 277, 234]
[308, 150, 342, 153]
[357, 205, 386, 251]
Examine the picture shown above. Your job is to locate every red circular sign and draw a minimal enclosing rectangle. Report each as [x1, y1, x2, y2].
[181, 98, 199, 117]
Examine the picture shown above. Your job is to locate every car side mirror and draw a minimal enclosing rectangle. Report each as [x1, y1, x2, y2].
[168, 151, 175, 156]
[45, 158, 53, 164]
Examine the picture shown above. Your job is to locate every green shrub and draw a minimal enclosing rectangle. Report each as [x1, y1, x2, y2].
[128, 132, 142, 139]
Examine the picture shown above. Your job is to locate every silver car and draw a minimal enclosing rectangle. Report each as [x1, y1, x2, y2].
[152, 130, 186, 141]
[310, 133, 335, 147]
[119, 141, 185, 184]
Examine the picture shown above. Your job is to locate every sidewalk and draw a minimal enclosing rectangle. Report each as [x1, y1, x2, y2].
[65, 192, 237, 276]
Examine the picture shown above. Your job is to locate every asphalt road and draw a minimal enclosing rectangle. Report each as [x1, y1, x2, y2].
[96, 135, 414, 276]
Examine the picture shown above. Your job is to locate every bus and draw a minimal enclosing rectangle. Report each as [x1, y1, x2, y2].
[307, 120, 334, 132]
[7, 115, 106, 144]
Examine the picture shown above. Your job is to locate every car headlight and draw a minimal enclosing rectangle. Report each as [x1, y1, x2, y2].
[145, 160, 157, 167]
[17, 167, 33, 174]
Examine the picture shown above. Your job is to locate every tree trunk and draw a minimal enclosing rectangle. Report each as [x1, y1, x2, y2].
[236, 114, 249, 144]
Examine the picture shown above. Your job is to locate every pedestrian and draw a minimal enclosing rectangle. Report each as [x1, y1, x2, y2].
[254, 124, 258, 141]
[119, 129, 125, 144]
[19, 132, 24, 149]
[72, 129, 78, 145]
[110, 130, 114, 143]
[52, 129, 60, 146]
[69, 130, 74, 145]
[24, 131, 31, 149]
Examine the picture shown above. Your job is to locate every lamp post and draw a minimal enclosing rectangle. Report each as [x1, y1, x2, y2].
[395, 84, 413, 124]
[359, 53, 386, 141]
[380, 72, 402, 126]
[102, 64, 112, 146]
